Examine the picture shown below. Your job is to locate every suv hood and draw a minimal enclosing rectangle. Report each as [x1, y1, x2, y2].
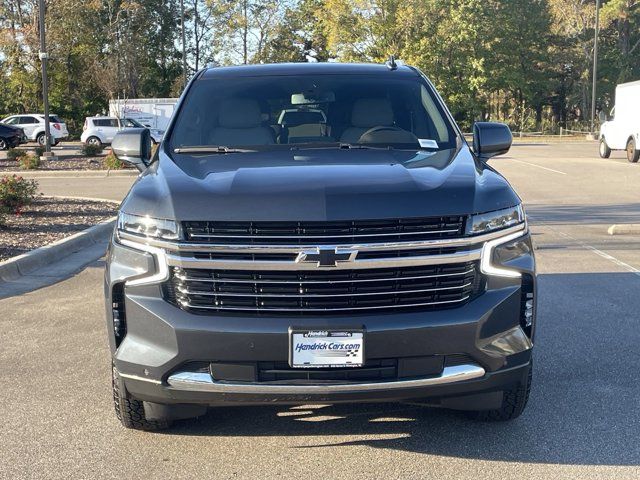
[121, 145, 520, 222]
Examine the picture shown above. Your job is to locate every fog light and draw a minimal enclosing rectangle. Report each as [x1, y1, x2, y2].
[479, 326, 533, 357]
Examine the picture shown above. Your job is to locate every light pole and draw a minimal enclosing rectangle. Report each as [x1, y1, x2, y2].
[38, 0, 54, 159]
[181, 0, 187, 89]
[590, 0, 601, 136]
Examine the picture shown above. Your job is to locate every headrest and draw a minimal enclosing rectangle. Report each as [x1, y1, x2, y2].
[219, 98, 262, 128]
[351, 98, 394, 128]
[279, 110, 326, 126]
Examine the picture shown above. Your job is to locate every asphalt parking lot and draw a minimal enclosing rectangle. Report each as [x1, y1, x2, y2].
[1, 141, 639, 479]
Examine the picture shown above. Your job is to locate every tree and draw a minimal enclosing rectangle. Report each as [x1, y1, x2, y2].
[260, 0, 331, 63]
[207, 0, 290, 64]
[601, 0, 640, 83]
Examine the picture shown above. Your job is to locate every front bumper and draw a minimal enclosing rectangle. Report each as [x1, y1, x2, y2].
[105, 230, 536, 409]
[117, 361, 531, 410]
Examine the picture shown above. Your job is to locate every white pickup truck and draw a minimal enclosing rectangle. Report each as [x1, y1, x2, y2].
[599, 80, 640, 162]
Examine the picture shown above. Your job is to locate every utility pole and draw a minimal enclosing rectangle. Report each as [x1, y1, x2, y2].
[181, 0, 187, 89]
[590, 0, 601, 136]
[38, 0, 54, 159]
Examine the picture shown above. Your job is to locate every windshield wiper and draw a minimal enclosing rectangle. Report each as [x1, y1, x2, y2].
[173, 146, 256, 154]
[338, 143, 390, 150]
[290, 143, 393, 151]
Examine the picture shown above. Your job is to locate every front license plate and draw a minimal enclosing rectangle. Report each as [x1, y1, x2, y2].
[290, 330, 364, 368]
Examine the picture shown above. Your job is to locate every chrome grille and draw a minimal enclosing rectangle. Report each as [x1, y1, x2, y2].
[182, 217, 466, 245]
[165, 262, 481, 314]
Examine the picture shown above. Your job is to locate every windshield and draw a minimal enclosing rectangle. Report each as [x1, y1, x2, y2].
[170, 74, 458, 152]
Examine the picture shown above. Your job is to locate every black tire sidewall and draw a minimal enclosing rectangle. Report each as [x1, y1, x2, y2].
[37, 133, 46, 146]
[627, 139, 639, 163]
[599, 138, 611, 158]
[88, 137, 101, 147]
[0, 139, 7, 150]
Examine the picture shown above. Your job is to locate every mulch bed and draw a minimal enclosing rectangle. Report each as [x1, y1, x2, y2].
[0, 156, 134, 171]
[0, 196, 117, 261]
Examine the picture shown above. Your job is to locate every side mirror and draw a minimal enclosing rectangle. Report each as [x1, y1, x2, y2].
[473, 122, 512, 161]
[598, 111, 611, 123]
[111, 128, 151, 171]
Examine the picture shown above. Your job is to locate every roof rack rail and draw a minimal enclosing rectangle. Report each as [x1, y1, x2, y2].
[386, 55, 398, 71]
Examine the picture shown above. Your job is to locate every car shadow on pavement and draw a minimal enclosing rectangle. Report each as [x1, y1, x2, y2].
[161, 271, 640, 466]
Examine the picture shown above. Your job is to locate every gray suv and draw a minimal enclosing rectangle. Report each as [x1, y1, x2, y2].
[106, 62, 536, 431]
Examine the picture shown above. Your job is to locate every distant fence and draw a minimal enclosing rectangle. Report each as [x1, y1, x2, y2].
[463, 127, 593, 140]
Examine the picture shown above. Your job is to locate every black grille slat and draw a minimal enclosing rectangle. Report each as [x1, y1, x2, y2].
[166, 262, 481, 314]
[183, 217, 465, 245]
[258, 360, 398, 382]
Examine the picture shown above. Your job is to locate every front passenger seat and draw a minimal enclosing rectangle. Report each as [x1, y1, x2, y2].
[209, 98, 274, 146]
[340, 98, 394, 144]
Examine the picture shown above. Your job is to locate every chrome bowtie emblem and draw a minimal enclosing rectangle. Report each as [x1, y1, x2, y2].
[295, 248, 358, 267]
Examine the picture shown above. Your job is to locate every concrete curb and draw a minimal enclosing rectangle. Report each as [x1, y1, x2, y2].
[608, 224, 640, 235]
[48, 195, 122, 205]
[0, 217, 116, 282]
[0, 169, 137, 177]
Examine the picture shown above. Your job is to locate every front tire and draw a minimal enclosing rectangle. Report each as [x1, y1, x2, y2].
[627, 138, 640, 163]
[0, 138, 7, 150]
[112, 365, 172, 431]
[469, 362, 532, 421]
[599, 138, 611, 158]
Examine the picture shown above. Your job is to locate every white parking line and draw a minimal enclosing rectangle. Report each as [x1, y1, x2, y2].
[511, 159, 567, 175]
[552, 228, 640, 278]
[578, 243, 640, 277]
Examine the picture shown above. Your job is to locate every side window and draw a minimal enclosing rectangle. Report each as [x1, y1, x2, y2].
[20, 116, 38, 124]
[4, 117, 18, 125]
[94, 119, 118, 127]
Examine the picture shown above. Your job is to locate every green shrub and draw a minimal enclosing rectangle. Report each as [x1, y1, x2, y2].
[0, 175, 38, 217]
[18, 154, 41, 170]
[103, 152, 125, 170]
[34, 146, 45, 158]
[6, 148, 27, 161]
[81, 143, 103, 156]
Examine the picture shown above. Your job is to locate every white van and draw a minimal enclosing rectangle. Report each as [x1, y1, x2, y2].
[599, 80, 640, 162]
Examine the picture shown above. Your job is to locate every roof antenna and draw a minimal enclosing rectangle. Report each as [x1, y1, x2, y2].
[386, 55, 398, 71]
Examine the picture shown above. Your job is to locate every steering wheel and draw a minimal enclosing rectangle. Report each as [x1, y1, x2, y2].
[358, 125, 407, 141]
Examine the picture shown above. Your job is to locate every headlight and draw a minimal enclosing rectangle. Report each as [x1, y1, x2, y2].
[473, 205, 528, 278]
[117, 212, 179, 240]
[468, 205, 525, 235]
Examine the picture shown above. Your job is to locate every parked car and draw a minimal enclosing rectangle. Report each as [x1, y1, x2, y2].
[0, 123, 27, 150]
[81, 116, 164, 147]
[0, 114, 68, 146]
[106, 62, 536, 431]
[599, 80, 640, 163]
